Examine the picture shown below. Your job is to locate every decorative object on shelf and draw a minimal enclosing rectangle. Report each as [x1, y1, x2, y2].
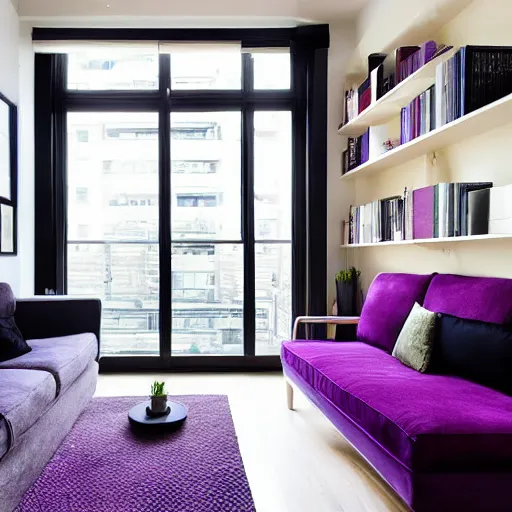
[149, 381, 169, 416]
[382, 138, 400, 152]
[0, 92, 16, 256]
[335, 267, 361, 316]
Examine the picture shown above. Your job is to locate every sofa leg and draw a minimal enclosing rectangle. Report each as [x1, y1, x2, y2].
[286, 381, 294, 410]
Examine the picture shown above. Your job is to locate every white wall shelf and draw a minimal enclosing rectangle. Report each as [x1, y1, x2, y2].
[341, 234, 512, 249]
[339, 48, 457, 137]
[339, 92, 512, 181]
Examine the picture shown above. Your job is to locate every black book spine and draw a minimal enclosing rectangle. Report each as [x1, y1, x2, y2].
[348, 138, 357, 170]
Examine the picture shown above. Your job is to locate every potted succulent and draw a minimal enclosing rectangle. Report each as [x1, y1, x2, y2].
[150, 381, 168, 414]
[335, 267, 361, 316]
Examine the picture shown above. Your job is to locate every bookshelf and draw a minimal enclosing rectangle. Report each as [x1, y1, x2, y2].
[339, 48, 457, 137]
[341, 234, 512, 249]
[339, 92, 512, 181]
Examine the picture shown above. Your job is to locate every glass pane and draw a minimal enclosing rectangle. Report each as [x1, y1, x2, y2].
[171, 52, 241, 90]
[67, 112, 158, 242]
[171, 112, 241, 241]
[67, 112, 159, 357]
[255, 243, 292, 355]
[67, 47, 158, 90]
[253, 52, 291, 90]
[171, 243, 243, 356]
[254, 111, 292, 241]
[68, 243, 159, 356]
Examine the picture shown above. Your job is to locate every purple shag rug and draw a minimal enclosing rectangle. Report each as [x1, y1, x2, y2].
[16, 395, 255, 512]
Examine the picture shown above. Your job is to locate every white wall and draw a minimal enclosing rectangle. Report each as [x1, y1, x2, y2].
[18, 0, 367, 23]
[347, 0, 512, 293]
[0, 0, 22, 294]
[327, 24, 357, 305]
[18, 22, 34, 296]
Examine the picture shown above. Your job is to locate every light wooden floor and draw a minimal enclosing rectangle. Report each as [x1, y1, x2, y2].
[96, 372, 407, 512]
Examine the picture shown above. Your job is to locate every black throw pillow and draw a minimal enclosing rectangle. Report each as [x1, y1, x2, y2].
[434, 313, 512, 394]
[0, 282, 31, 363]
[0, 316, 31, 363]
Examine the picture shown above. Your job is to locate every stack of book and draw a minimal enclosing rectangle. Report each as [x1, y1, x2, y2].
[347, 182, 494, 245]
[343, 130, 370, 174]
[435, 46, 512, 128]
[400, 86, 436, 144]
[344, 80, 372, 123]
[349, 196, 404, 244]
[397, 41, 438, 83]
[413, 182, 493, 239]
[344, 87, 359, 123]
[342, 42, 447, 126]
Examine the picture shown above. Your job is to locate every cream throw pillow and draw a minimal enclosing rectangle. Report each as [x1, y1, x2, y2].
[392, 302, 436, 373]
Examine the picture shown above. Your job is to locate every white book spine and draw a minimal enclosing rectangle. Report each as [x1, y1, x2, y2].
[439, 184, 446, 238]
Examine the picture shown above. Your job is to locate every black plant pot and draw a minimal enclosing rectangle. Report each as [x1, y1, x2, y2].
[336, 279, 358, 316]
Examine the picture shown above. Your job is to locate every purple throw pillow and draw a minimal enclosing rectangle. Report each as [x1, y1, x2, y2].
[357, 273, 435, 353]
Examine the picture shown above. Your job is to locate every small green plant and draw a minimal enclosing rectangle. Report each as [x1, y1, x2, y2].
[150, 381, 166, 397]
[335, 267, 361, 283]
[188, 343, 201, 355]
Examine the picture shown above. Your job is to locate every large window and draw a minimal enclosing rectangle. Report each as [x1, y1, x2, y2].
[67, 112, 159, 356]
[34, 27, 329, 370]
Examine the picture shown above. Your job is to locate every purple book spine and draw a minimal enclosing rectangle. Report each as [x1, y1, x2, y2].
[413, 186, 434, 239]
[400, 108, 404, 145]
[423, 41, 437, 64]
[415, 97, 421, 139]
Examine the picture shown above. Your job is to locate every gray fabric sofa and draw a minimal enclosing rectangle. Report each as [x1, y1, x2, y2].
[0, 295, 101, 511]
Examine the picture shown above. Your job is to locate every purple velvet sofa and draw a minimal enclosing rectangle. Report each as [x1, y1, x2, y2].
[282, 273, 512, 512]
[0, 285, 101, 512]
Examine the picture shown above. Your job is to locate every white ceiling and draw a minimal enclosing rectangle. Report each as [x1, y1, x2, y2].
[18, 0, 371, 24]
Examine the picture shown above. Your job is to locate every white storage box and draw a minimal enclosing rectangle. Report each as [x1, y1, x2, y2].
[489, 184, 512, 234]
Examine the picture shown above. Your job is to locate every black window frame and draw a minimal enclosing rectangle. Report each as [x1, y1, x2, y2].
[33, 26, 329, 372]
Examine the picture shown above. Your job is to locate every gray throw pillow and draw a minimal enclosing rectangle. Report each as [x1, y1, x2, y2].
[392, 302, 436, 373]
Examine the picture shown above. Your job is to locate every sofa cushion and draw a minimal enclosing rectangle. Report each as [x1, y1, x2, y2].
[282, 340, 512, 472]
[435, 314, 512, 394]
[392, 302, 436, 372]
[0, 283, 31, 363]
[0, 369, 57, 458]
[357, 273, 434, 352]
[424, 274, 512, 324]
[0, 333, 98, 396]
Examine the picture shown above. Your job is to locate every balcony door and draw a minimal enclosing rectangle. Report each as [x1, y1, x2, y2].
[60, 44, 294, 367]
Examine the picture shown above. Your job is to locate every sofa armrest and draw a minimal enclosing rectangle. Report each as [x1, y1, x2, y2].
[292, 316, 360, 340]
[14, 297, 102, 358]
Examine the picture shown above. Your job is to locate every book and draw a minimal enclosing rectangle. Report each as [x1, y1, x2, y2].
[341, 150, 349, 175]
[346, 130, 369, 171]
[413, 186, 435, 239]
[468, 189, 490, 235]
[400, 86, 436, 144]
[459, 182, 493, 235]
[435, 46, 512, 129]
[398, 41, 438, 82]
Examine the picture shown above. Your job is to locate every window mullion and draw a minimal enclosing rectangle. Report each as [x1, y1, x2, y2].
[242, 53, 256, 357]
[158, 54, 172, 364]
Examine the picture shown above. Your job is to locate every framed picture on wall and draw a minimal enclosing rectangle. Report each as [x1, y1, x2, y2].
[0, 91, 17, 255]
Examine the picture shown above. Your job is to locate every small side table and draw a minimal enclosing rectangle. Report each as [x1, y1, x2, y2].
[128, 400, 188, 431]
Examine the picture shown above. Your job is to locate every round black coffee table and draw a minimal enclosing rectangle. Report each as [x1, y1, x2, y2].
[128, 400, 188, 431]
